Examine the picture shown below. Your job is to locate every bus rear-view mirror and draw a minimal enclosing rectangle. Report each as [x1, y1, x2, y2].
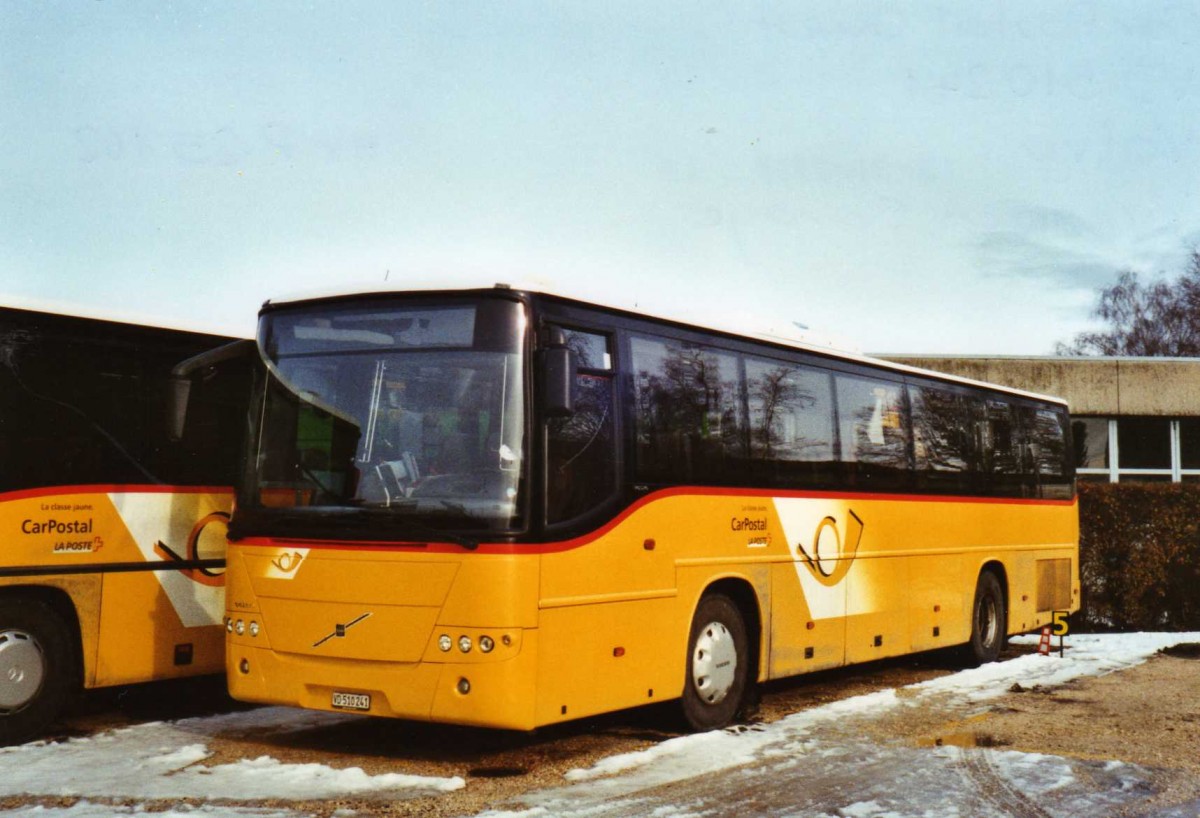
[543, 346, 575, 418]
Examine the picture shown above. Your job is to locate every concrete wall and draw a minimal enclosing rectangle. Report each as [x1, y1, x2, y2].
[878, 356, 1200, 416]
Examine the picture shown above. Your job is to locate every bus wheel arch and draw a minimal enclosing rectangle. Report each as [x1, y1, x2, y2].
[0, 588, 83, 746]
[964, 564, 1008, 667]
[680, 579, 761, 732]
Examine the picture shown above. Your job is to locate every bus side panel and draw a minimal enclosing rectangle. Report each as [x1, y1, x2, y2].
[768, 563, 845, 677]
[95, 575, 225, 685]
[845, 554, 911, 664]
[537, 496, 775, 723]
[0, 489, 231, 689]
[909, 554, 967, 652]
[1, 490, 136, 689]
[534, 597, 681, 726]
[957, 501, 1080, 637]
[92, 491, 230, 686]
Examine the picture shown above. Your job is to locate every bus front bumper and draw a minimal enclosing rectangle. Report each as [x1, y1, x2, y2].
[227, 631, 540, 731]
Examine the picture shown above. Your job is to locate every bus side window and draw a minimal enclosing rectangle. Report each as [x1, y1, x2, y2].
[630, 335, 745, 486]
[910, 383, 983, 495]
[547, 328, 617, 525]
[1023, 406, 1072, 499]
[745, 356, 836, 488]
[172, 354, 254, 485]
[982, 397, 1026, 497]
[0, 321, 150, 491]
[835, 374, 911, 490]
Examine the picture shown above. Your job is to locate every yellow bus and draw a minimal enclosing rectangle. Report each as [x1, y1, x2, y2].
[0, 302, 250, 744]
[223, 285, 1078, 731]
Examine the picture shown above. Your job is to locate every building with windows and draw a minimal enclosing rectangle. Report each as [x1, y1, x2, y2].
[879, 356, 1200, 484]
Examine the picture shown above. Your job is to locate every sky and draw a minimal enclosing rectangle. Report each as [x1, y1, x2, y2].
[3, 3, 1200, 353]
[0, 632, 1195, 817]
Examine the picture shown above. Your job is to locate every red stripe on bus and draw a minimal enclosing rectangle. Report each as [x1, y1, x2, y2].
[0, 485, 234, 503]
[232, 485, 1077, 556]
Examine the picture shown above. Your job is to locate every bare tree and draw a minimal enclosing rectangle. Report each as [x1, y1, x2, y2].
[1058, 251, 1200, 356]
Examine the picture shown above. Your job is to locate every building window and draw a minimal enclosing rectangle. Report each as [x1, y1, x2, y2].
[1074, 416, 1200, 483]
[1179, 419, 1200, 474]
[1072, 417, 1109, 470]
[1117, 418, 1171, 471]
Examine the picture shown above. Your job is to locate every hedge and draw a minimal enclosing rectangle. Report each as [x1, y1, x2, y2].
[1077, 481, 1200, 631]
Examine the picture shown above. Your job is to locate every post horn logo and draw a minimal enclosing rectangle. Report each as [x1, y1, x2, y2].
[153, 511, 230, 587]
[272, 551, 304, 573]
[796, 509, 865, 587]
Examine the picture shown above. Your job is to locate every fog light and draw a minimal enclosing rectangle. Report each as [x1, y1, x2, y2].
[458, 636, 472, 653]
[249, 621, 260, 637]
[438, 634, 453, 652]
[457, 677, 471, 694]
[235, 620, 245, 636]
[238, 658, 250, 674]
[479, 636, 495, 653]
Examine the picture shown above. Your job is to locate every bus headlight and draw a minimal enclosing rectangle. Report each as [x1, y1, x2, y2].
[438, 634, 453, 652]
[249, 621, 260, 637]
[225, 618, 234, 634]
[235, 620, 245, 636]
[458, 636, 472, 653]
[479, 636, 495, 653]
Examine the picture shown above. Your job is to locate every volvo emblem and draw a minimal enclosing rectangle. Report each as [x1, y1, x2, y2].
[313, 613, 372, 648]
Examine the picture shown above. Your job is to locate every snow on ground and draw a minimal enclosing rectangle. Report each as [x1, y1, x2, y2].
[0, 706, 463, 817]
[0, 805, 302, 818]
[1, 633, 1196, 818]
[480, 632, 1200, 818]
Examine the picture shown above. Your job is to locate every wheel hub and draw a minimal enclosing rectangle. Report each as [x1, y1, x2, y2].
[978, 597, 998, 647]
[0, 629, 46, 712]
[691, 620, 737, 705]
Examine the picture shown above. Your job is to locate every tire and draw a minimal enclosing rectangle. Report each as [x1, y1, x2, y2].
[680, 593, 749, 732]
[0, 598, 78, 746]
[964, 571, 1006, 667]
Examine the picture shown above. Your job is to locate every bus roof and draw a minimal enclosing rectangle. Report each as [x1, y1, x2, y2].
[0, 294, 246, 340]
[263, 281, 1069, 409]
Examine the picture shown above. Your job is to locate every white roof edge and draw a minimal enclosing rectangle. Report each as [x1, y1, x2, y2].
[879, 352, 1200, 364]
[1, 293, 241, 339]
[265, 282, 1069, 407]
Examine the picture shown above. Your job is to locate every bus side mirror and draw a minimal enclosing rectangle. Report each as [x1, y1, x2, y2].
[168, 339, 256, 441]
[543, 346, 576, 418]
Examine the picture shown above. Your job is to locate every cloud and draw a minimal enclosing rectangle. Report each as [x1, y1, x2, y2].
[975, 228, 1120, 290]
[973, 204, 1200, 292]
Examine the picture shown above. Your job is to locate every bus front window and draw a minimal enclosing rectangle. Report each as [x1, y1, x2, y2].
[247, 298, 527, 536]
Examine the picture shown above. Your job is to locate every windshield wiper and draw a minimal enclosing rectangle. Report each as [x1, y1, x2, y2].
[390, 513, 479, 551]
[276, 504, 482, 551]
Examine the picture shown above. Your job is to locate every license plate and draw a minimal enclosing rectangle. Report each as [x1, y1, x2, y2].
[331, 691, 371, 711]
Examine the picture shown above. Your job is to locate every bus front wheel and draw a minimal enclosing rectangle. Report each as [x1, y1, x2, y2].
[681, 593, 748, 732]
[965, 571, 1006, 666]
[0, 598, 77, 746]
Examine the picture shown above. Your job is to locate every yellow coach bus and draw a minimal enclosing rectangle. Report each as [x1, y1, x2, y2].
[222, 285, 1078, 731]
[0, 302, 250, 744]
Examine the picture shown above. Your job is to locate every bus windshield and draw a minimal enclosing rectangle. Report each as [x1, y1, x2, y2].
[244, 296, 527, 537]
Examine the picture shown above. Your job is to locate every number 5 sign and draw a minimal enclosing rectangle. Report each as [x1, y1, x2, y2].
[1051, 610, 1070, 657]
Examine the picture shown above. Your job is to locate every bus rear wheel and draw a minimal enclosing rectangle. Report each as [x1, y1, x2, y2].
[0, 598, 77, 746]
[681, 593, 748, 732]
[964, 571, 1005, 667]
